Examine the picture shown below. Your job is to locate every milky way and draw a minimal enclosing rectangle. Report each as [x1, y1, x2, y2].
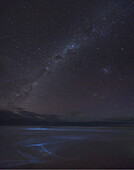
[0, 0, 134, 121]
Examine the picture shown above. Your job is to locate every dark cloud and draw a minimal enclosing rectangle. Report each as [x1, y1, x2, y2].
[0, 109, 63, 125]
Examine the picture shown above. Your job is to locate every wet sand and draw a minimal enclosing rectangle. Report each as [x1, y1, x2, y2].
[0, 126, 134, 169]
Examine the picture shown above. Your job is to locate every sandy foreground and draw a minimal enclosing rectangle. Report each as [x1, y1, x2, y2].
[0, 126, 134, 169]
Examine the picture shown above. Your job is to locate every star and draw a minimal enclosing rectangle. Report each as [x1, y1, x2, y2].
[0, 0, 133, 122]
[102, 68, 109, 74]
[93, 93, 97, 97]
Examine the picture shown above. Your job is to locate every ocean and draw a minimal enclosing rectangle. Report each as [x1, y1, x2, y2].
[0, 126, 134, 168]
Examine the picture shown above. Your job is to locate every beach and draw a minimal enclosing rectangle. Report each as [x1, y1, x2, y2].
[0, 126, 134, 169]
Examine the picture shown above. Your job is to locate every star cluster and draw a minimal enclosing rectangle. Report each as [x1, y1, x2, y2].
[0, 0, 134, 121]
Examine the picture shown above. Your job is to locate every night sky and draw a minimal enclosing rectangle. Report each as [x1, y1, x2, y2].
[0, 0, 134, 122]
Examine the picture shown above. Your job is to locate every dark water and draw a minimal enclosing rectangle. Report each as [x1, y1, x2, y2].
[0, 126, 134, 168]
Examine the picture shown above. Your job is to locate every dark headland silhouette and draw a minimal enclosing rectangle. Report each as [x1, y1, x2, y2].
[0, 109, 134, 127]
